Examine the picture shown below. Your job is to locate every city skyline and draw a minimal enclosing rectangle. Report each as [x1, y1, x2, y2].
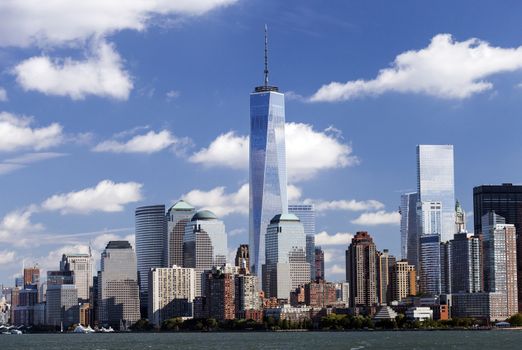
[5, 1, 522, 286]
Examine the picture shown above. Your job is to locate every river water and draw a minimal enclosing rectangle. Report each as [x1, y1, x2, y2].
[2, 330, 521, 349]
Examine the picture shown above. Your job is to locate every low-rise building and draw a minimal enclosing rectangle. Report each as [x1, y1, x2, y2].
[264, 304, 311, 321]
[405, 307, 433, 322]
[451, 292, 509, 321]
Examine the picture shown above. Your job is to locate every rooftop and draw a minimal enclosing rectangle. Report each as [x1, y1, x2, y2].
[270, 213, 300, 224]
[191, 210, 218, 221]
[105, 241, 132, 250]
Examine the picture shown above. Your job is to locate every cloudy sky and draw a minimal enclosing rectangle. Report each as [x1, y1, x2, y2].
[2, 0, 522, 284]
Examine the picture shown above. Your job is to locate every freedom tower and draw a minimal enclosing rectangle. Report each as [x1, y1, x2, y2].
[249, 26, 288, 277]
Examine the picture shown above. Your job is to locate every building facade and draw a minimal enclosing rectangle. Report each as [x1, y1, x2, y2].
[97, 241, 140, 329]
[416, 144, 455, 243]
[391, 260, 416, 302]
[46, 284, 79, 328]
[314, 247, 325, 281]
[289, 204, 316, 280]
[450, 233, 481, 293]
[346, 232, 378, 307]
[135, 205, 167, 313]
[148, 266, 196, 326]
[165, 200, 195, 268]
[183, 210, 228, 296]
[263, 214, 310, 300]
[400, 192, 418, 264]
[419, 234, 441, 296]
[377, 249, 396, 305]
[60, 253, 93, 302]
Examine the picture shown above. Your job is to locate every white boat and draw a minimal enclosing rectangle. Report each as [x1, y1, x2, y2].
[99, 326, 115, 333]
[10, 329, 22, 334]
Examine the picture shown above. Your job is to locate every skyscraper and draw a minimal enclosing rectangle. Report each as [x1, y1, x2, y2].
[390, 260, 416, 302]
[482, 212, 518, 317]
[23, 265, 39, 288]
[346, 231, 378, 307]
[474, 183, 522, 312]
[60, 253, 93, 302]
[46, 284, 78, 328]
[235, 244, 250, 274]
[315, 247, 325, 281]
[135, 204, 167, 313]
[417, 200, 443, 296]
[450, 232, 481, 293]
[183, 210, 228, 296]
[416, 145, 455, 242]
[98, 241, 140, 329]
[289, 204, 316, 280]
[165, 200, 195, 268]
[377, 249, 396, 305]
[263, 214, 310, 299]
[400, 192, 418, 265]
[249, 27, 288, 277]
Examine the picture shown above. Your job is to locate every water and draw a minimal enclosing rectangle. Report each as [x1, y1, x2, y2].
[2, 331, 522, 349]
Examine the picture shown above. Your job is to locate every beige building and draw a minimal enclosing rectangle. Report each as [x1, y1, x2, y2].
[391, 260, 416, 302]
[60, 253, 93, 302]
[148, 266, 196, 326]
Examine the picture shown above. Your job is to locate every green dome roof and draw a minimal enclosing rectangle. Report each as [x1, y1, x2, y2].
[191, 210, 218, 221]
[168, 199, 195, 212]
[270, 213, 300, 224]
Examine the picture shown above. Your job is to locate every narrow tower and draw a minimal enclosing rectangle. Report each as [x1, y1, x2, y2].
[249, 25, 288, 279]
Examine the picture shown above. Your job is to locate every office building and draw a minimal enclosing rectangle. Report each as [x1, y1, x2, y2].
[440, 241, 452, 294]
[416, 144, 455, 243]
[98, 241, 140, 329]
[23, 265, 40, 288]
[289, 204, 316, 280]
[46, 284, 79, 328]
[263, 214, 310, 300]
[249, 28, 289, 276]
[451, 292, 510, 321]
[450, 233, 481, 293]
[335, 282, 350, 306]
[148, 266, 196, 326]
[165, 200, 195, 268]
[474, 183, 522, 312]
[235, 274, 261, 314]
[400, 192, 418, 264]
[304, 280, 337, 308]
[315, 247, 325, 281]
[346, 231, 378, 307]
[419, 234, 441, 296]
[183, 210, 228, 296]
[482, 212, 518, 317]
[60, 253, 93, 302]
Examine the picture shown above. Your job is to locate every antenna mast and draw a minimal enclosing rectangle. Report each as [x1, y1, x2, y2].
[264, 24, 269, 87]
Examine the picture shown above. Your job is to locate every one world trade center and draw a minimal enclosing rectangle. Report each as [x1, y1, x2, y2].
[249, 26, 288, 277]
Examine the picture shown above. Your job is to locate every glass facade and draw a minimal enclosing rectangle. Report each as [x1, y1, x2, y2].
[289, 204, 316, 280]
[416, 145, 455, 242]
[419, 234, 441, 296]
[249, 89, 288, 276]
[400, 192, 417, 263]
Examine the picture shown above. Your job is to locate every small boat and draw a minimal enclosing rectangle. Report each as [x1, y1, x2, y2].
[10, 329, 22, 334]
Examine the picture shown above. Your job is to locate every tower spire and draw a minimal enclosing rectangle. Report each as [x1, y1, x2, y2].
[264, 24, 269, 87]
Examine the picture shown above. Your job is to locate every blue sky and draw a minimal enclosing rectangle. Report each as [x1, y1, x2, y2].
[2, 0, 522, 284]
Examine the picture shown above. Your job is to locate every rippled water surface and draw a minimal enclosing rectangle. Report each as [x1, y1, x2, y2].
[2, 331, 522, 350]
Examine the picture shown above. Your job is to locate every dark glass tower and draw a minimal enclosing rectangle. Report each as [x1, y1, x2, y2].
[473, 183, 522, 312]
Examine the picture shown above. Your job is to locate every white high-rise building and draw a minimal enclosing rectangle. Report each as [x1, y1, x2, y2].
[183, 210, 228, 296]
[148, 266, 196, 326]
[60, 253, 93, 302]
[263, 214, 310, 300]
[165, 200, 195, 268]
[98, 241, 140, 329]
[416, 145, 455, 243]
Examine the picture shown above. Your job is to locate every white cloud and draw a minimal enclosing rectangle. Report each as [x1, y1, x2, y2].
[311, 34, 522, 102]
[190, 131, 248, 169]
[0, 208, 43, 244]
[189, 122, 357, 181]
[0, 87, 7, 101]
[182, 183, 302, 217]
[14, 41, 133, 100]
[0, 112, 63, 152]
[41, 180, 143, 214]
[0, 152, 67, 175]
[93, 130, 180, 154]
[351, 210, 400, 226]
[310, 199, 384, 212]
[315, 231, 353, 246]
[326, 264, 345, 276]
[166, 90, 180, 100]
[0, 250, 16, 264]
[0, 0, 238, 47]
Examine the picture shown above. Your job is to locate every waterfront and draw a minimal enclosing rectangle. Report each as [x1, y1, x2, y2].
[2, 331, 522, 350]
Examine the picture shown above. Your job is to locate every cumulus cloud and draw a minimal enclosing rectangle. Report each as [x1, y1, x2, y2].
[315, 231, 353, 246]
[351, 210, 400, 226]
[182, 183, 302, 217]
[189, 123, 357, 181]
[0, 208, 43, 244]
[0, 250, 16, 264]
[14, 41, 133, 100]
[41, 180, 143, 214]
[0, 0, 238, 47]
[0, 112, 63, 152]
[93, 130, 182, 154]
[311, 34, 522, 102]
[326, 264, 345, 276]
[0, 87, 7, 101]
[310, 199, 384, 212]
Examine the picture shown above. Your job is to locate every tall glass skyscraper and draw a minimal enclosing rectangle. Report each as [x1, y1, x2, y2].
[249, 28, 288, 276]
[289, 204, 316, 280]
[416, 145, 455, 242]
[400, 192, 417, 264]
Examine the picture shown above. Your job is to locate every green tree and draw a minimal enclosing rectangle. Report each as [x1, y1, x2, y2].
[507, 313, 522, 326]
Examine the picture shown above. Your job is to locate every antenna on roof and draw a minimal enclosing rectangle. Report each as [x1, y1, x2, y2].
[264, 24, 269, 87]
